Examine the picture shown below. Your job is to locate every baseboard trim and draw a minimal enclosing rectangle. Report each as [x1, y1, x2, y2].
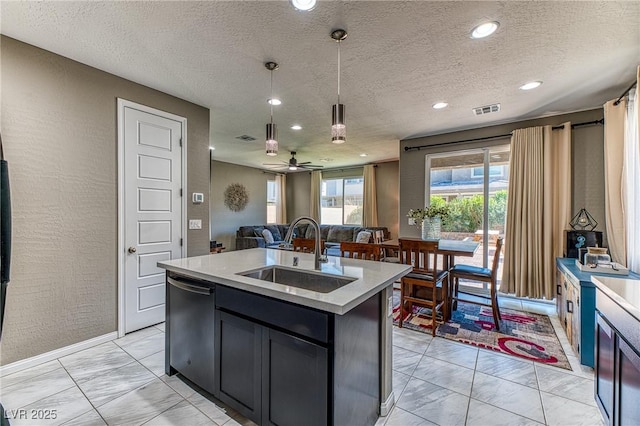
[0, 331, 118, 377]
[379, 391, 395, 417]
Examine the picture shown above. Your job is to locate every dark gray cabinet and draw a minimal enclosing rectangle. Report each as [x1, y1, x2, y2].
[217, 311, 261, 421]
[215, 284, 381, 426]
[595, 312, 614, 424]
[263, 328, 328, 426]
[595, 288, 640, 425]
[616, 337, 640, 425]
[216, 310, 328, 426]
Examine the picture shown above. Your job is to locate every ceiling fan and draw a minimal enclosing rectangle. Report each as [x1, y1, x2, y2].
[263, 151, 323, 171]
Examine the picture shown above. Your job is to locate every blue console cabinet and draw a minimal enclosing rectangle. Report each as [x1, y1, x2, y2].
[556, 258, 640, 368]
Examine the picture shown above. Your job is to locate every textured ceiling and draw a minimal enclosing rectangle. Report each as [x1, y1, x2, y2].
[2, 1, 639, 171]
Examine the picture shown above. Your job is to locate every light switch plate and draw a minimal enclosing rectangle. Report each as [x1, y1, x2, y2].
[189, 219, 202, 230]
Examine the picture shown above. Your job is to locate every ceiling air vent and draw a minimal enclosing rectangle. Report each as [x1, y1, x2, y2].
[235, 135, 257, 142]
[473, 103, 501, 116]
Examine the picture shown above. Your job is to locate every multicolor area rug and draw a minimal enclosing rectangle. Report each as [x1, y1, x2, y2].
[392, 290, 571, 370]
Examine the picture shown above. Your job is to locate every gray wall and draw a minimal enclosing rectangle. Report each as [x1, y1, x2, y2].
[210, 160, 275, 250]
[399, 109, 605, 241]
[286, 163, 400, 238]
[375, 161, 400, 239]
[1, 36, 210, 364]
[287, 171, 311, 220]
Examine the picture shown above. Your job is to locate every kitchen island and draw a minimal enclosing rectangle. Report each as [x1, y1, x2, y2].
[158, 248, 411, 426]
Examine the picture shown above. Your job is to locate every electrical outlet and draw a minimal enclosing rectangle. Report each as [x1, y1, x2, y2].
[387, 296, 393, 317]
[189, 219, 202, 230]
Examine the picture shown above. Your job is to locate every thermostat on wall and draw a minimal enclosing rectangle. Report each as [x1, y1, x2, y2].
[192, 193, 204, 204]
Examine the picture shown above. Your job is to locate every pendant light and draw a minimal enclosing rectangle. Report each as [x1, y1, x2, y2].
[331, 29, 347, 144]
[265, 61, 279, 156]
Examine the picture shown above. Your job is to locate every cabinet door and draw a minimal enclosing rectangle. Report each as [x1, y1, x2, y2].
[570, 286, 581, 356]
[616, 337, 640, 425]
[216, 311, 262, 423]
[556, 269, 565, 325]
[595, 312, 614, 425]
[262, 328, 328, 426]
[565, 283, 574, 344]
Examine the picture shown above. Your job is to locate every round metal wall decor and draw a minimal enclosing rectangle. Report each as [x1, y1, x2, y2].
[224, 183, 249, 212]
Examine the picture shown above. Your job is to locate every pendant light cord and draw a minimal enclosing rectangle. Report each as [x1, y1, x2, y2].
[337, 40, 341, 103]
[270, 70, 274, 124]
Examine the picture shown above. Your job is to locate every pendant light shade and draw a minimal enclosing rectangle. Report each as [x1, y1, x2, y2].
[331, 103, 346, 143]
[265, 61, 279, 156]
[266, 123, 278, 156]
[331, 29, 347, 144]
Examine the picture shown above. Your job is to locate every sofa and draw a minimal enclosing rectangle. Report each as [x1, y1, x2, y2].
[235, 224, 389, 256]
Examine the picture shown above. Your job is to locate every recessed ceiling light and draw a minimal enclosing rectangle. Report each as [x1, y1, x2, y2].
[267, 98, 281, 106]
[432, 102, 448, 109]
[471, 21, 499, 39]
[360, 153, 368, 157]
[291, 125, 302, 130]
[290, 0, 316, 11]
[519, 81, 542, 91]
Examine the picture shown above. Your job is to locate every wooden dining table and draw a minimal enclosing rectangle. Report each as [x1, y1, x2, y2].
[377, 237, 480, 320]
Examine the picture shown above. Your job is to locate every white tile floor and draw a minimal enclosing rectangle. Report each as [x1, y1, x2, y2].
[1, 299, 604, 426]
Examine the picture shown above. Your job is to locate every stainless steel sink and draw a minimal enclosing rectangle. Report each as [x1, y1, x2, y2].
[238, 266, 356, 293]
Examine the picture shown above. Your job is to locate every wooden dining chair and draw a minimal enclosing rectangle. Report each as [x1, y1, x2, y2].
[292, 237, 325, 254]
[449, 237, 503, 330]
[339, 241, 381, 261]
[397, 239, 449, 336]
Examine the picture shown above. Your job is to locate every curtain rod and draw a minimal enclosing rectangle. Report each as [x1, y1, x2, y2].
[613, 81, 637, 106]
[404, 118, 604, 152]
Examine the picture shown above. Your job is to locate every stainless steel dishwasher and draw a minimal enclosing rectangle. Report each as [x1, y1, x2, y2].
[167, 273, 215, 394]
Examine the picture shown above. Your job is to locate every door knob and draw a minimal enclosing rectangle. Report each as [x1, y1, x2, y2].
[128, 247, 137, 254]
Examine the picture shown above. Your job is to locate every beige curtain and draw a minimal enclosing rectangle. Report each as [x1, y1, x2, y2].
[603, 98, 627, 265]
[275, 174, 287, 224]
[362, 165, 378, 227]
[310, 170, 322, 221]
[628, 67, 640, 271]
[502, 124, 571, 300]
[551, 124, 572, 268]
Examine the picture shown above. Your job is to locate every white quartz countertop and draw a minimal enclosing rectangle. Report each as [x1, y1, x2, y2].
[158, 248, 412, 315]
[592, 275, 640, 322]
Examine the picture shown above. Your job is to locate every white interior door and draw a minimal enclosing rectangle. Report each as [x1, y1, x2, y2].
[122, 102, 183, 333]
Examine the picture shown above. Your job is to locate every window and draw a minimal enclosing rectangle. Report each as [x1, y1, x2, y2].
[426, 147, 510, 292]
[266, 180, 276, 224]
[321, 177, 363, 225]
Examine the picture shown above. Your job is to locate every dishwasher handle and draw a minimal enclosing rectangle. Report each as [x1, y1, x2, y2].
[168, 277, 213, 296]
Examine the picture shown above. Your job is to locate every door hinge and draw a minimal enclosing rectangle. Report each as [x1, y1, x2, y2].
[179, 138, 183, 147]
[180, 188, 183, 197]
[180, 238, 183, 246]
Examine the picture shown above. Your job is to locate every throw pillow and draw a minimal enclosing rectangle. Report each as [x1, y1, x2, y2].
[262, 229, 275, 244]
[327, 226, 354, 242]
[253, 227, 265, 238]
[355, 231, 372, 243]
[265, 225, 283, 241]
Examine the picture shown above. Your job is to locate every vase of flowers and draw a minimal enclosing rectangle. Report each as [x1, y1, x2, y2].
[407, 204, 450, 241]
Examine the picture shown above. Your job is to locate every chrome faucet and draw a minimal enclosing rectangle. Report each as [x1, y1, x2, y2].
[283, 216, 327, 270]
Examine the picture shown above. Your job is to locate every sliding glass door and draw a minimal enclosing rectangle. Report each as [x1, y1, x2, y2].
[425, 146, 509, 292]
